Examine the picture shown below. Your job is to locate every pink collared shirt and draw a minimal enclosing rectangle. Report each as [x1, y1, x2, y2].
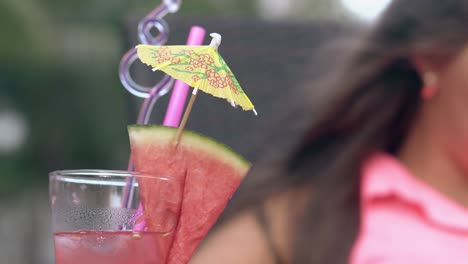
[350, 153, 468, 264]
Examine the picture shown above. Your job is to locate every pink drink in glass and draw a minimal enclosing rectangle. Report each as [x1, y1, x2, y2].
[54, 230, 170, 264]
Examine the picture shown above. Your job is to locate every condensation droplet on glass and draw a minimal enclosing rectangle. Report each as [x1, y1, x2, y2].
[80, 184, 87, 191]
[97, 236, 106, 245]
[72, 192, 80, 205]
[132, 232, 141, 240]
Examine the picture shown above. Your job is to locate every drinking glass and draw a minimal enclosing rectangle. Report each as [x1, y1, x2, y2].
[49, 170, 183, 264]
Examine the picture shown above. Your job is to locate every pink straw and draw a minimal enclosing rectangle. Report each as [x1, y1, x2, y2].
[163, 26, 206, 127]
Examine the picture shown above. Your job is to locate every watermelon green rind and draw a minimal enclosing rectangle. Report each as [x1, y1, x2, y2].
[128, 125, 251, 174]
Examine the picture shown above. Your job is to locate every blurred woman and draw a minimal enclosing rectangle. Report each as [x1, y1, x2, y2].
[191, 0, 468, 263]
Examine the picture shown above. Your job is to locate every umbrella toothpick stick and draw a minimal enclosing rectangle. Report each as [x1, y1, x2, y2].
[173, 88, 199, 146]
[173, 33, 222, 146]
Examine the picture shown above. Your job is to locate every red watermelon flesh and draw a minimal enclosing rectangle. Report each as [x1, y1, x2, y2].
[136, 171, 183, 263]
[128, 125, 250, 264]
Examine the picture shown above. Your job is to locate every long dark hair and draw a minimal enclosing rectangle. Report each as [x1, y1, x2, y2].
[220, 1, 468, 263]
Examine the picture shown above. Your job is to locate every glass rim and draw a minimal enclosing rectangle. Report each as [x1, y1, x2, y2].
[49, 169, 181, 182]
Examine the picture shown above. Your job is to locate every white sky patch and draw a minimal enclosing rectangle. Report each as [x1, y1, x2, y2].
[257, 0, 294, 19]
[0, 110, 28, 154]
[341, 0, 393, 21]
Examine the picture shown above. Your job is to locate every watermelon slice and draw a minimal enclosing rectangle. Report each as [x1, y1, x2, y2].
[128, 125, 250, 264]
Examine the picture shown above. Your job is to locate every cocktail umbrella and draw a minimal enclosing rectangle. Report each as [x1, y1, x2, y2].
[137, 33, 257, 143]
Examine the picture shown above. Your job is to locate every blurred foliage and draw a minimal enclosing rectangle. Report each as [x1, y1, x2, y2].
[300, 0, 352, 20]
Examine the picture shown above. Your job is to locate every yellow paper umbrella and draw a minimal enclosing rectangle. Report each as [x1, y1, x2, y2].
[137, 33, 256, 144]
[136, 33, 256, 114]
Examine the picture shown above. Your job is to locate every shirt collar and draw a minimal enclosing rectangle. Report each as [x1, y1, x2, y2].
[362, 152, 468, 232]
